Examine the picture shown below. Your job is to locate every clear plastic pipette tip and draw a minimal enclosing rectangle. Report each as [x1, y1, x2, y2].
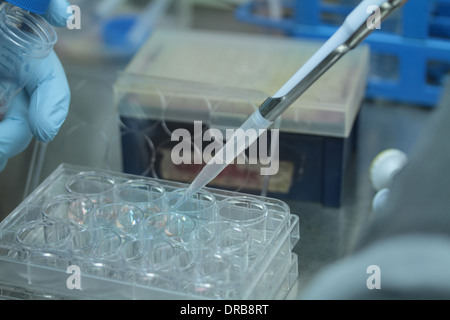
[172, 171, 211, 209]
[172, 190, 189, 210]
[173, 110, 273, 210]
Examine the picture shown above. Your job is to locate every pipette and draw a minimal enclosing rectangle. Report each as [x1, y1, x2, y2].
[127, 0, 173, 47]
[173, 0, 409, 209]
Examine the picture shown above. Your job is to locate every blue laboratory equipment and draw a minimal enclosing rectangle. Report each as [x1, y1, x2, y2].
[175, 0, 409, 209]
[0, 0, 57, 118]
[236, 0, 449, 107]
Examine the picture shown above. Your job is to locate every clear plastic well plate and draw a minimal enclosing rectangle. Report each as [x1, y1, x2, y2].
[0, 164, 299, 300]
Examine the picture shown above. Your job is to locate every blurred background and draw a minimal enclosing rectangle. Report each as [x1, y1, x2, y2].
[1, 0, 448, 297]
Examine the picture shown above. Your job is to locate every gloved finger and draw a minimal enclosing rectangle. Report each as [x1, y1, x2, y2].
[43, 0, 72, 27]
[0, 93, 33, 171]
[25, 51, 71, 143]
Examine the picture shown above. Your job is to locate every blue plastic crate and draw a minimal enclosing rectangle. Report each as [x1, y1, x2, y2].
[235, 0, 450, 107]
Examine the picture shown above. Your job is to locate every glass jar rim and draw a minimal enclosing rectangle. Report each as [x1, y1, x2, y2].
[0, 3, 57, 57]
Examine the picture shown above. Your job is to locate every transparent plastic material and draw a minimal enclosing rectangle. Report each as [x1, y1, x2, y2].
[114, 180, 166, 216]
[0, 3, 57, 118]
[65, 172, 117, 205]
[42, 195, 94, 226]
[118, 29, 369, 138]
[0, 164, 300, 300]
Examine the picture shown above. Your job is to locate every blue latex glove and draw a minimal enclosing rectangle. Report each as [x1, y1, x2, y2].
[0, 0, 72, 171]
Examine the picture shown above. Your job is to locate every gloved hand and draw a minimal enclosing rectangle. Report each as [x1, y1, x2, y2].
[0, 0, 72, 171]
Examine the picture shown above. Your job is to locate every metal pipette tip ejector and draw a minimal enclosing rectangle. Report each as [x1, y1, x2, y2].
[173, 0, 409, 210]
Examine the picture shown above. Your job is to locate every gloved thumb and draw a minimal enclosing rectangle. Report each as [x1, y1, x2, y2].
[26, 51, 70, 143]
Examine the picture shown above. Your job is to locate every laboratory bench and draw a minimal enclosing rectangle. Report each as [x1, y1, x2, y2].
[0, 1, 437, 300]
[286, 98, 432, 298]
[0, 97, 433, 299]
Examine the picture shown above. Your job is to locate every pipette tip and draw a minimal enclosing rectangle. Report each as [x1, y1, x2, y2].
[172, 187, 193, 210]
